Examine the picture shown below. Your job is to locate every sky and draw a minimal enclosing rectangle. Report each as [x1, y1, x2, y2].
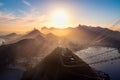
[0, 0, 120, 33]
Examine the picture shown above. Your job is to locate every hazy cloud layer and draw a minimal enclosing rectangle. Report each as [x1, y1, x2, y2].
[0, 0, 50, 32]
[0, 10, 48, 28]
[22, 0, 32, 7]
[0, 2, 3, 6]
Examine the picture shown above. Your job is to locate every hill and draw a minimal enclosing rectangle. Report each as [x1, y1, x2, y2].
[22, 47, 110, 80]
[0, 33, 21, 44]
[0, 37, 47, 73]
[41, 25, 120, 51]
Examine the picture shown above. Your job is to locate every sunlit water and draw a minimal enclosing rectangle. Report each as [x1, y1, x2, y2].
[75, 47, 120, 80]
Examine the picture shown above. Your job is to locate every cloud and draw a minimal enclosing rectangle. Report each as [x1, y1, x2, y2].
[0, 10, 48, 28]
[22, 0, 32, 7]
[0, 2, 4, 6]
[0, 12, 16, 23]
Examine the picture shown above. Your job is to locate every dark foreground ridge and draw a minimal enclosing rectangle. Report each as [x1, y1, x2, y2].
[22, 47, 110, 80]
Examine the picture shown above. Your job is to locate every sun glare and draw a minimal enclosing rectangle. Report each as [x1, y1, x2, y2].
[51, 10, 69, 28]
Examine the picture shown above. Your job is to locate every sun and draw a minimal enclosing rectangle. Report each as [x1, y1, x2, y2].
[51, 10, 69, 28]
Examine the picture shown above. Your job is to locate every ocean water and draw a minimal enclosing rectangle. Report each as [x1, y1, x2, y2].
[75, 47, 120, 80]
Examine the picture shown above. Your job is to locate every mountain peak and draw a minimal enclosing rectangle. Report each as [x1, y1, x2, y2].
[22, 28, 46, 40]
[26, 28, 41, 37]
[41, 26, 48, 30]
[26, 47, 101, 80]
[30, 28, 40, 34]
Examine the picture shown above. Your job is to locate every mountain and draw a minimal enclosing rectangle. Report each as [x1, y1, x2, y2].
[14, 28, 46, 45]
[25, 29, 40, 37]
[41, 25, 120, 51]
[46, 33, 57, 39]
[41, 27, 72, 37]
[0, 29, 46, 45]
[0, 28, 60, 72]
[0, 33, 21, 44]
[0, 37, 47, 72]
[2, 38, 45, 58]
[76, 25, 120, 41]
[45, 33, 58, 42]
[0, 28, 58, 71]
[76, 25, 120, 46]
[0, 33, 17, 38]
[22, 47, 110, 80]
[0, 37, 51, 72]
[23, 28, 45, 39]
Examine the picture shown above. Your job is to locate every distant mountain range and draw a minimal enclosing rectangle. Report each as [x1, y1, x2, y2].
[0, 25, 120, 73]
[0, 28, 59, 72]
[0, 33, 21, 44]
[0, 28, 47, 45]
[41, 25, 120, 51]
[0, 25, 120, 50]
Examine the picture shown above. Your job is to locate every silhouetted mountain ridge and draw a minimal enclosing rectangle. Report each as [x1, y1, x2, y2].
[41, 25, 120, 51]
[22, 47, 109, 80]
[23, 28, 45, 39]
